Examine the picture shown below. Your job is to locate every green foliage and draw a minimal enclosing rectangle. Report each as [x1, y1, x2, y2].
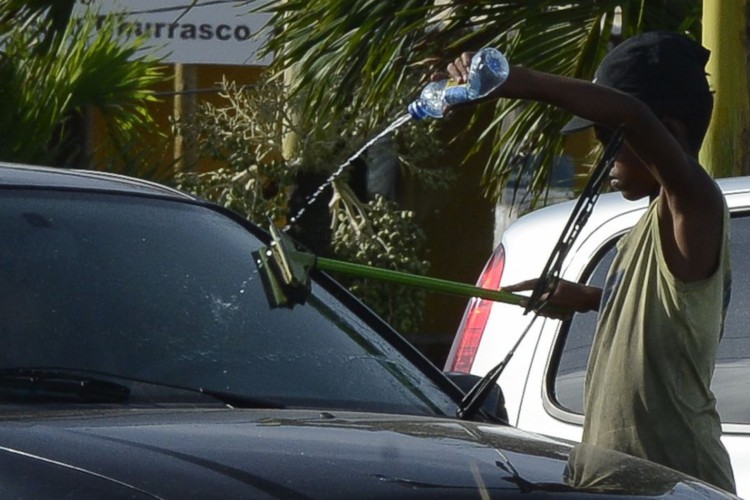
[330, 186, 429, 334]
[174, 79, 297, 223]
[0, 3, 166, 167]
[175, 77, 442, 333]
[258, 0, 702, 203]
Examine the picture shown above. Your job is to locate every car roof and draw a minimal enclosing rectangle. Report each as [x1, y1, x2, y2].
[511, 175, 750, 230]
[716, 175, 750, 196]
[0, 161, 194, 200]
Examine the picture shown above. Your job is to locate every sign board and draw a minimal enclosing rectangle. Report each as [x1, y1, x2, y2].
[75, 0, 273, 65]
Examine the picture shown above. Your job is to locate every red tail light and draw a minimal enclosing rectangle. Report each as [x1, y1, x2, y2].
[445, 245, 506, 373]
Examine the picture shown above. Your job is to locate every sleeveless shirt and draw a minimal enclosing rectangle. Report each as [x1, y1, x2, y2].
[582, 197, 735, 493]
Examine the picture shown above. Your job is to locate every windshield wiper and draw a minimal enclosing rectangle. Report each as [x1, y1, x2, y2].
[194, 388, 286, 409]
[457, 126, 627, 421]
[0, 367, 285, 409]
[0, 368, 130, 404]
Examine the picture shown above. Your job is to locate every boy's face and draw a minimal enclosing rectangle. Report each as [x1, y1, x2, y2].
[595, 127, 659, 201]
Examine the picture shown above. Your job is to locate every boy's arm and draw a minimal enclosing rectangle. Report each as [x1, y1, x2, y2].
[449, 59, 723, 282]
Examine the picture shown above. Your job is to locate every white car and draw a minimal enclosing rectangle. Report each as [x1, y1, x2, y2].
[445, 176, 750, 497]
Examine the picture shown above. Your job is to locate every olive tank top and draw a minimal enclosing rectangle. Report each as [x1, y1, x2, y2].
[582, 198, 735, 493]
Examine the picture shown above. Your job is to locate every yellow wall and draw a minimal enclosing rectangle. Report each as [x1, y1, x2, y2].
[89, 63, 266, 177]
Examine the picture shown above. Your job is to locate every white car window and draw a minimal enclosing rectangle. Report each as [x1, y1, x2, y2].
[552, 215, 750, 424]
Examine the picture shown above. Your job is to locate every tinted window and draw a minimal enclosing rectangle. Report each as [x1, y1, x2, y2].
[554, 248, 614, 414]
[0, 190, 456, 416]
[553, 215, 750, 424]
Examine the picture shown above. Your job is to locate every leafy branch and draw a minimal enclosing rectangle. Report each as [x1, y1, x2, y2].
[174, 76, 446, 333]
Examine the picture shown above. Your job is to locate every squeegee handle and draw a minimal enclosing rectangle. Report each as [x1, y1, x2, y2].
[316, 257, 525, 307]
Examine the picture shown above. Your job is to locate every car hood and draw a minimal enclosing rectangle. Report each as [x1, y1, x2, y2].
[0, 408, 731, 499]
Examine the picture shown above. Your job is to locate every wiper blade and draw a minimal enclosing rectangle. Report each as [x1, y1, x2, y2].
[457, 126, 627, 421]
[196, 388, 286, 409]
[526, 125, 626, 313]
[0, 367, 285, 409]
[456, 316, 540, 420]
[0, 368, 130, 404]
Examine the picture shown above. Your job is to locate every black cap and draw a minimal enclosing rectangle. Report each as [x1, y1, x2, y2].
[561, 31, 712, 134]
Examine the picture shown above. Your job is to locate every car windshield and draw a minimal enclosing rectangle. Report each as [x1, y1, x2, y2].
[0, 190, 457, 416]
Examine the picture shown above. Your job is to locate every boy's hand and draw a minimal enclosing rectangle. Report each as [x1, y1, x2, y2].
[503, 278, 601, 320]
[446, 52, 475, 84]
[428, 51, 475, 83]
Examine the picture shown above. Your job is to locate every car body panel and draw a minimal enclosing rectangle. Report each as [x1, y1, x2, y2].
[471, 195, 647, 426]
[0, 161, 191, 199]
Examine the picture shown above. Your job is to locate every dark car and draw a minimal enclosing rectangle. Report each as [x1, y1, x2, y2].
[0, 162, 737, 498]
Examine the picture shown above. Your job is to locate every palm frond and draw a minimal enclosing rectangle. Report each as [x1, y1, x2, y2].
[259, 0, 701, 202]
[0, 7, 167, 168]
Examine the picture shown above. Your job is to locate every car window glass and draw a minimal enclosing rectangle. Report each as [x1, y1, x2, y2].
[715, 215, 750, 424]
[553, 247, 614, 414]
[0, 191, 457, 416]
[552, 215, 750, 425]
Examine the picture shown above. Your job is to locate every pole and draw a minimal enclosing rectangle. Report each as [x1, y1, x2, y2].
[701, 0, 750, 177]
[317, 257, 525, 306]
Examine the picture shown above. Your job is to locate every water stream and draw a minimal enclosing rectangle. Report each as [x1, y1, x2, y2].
[283, 112, 413, 231]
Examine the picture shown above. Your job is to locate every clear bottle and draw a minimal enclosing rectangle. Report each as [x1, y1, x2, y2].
[408, 47, 509, 120]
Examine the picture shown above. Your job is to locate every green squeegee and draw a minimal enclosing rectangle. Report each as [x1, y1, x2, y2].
[255, 223, 528, 310]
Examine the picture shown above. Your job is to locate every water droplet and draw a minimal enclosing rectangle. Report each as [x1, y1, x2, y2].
[284, 113, 412, 229]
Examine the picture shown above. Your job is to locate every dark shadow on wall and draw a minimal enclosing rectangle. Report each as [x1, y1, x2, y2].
[399, 106, 496, 366]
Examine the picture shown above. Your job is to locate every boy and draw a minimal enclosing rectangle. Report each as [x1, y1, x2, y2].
[445, 31, 735, 492]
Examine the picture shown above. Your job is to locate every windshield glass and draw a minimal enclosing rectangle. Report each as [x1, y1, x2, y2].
[0, 190, 456, 415]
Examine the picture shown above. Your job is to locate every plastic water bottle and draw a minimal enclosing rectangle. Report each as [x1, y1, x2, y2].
[408, 47, 509, 120]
